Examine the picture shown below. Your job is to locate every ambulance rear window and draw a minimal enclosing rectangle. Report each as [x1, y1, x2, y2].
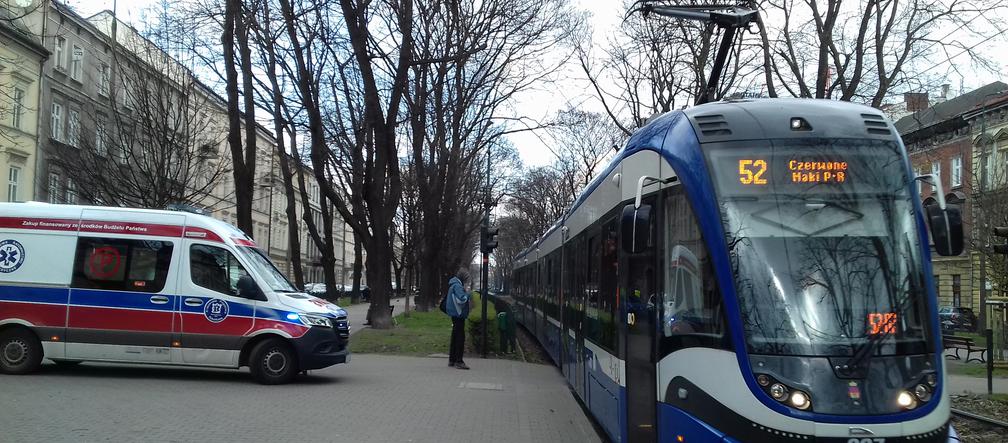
[72, 238, 174, 293]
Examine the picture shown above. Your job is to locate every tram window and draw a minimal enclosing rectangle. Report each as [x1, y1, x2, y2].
[573, 237, 586, 331]
[585, 233, 601, 343]
[598, 219, 618, 350]
[564, 240, 576, 329]
[556, 253, 564, 318]
[661, 188, 727, 350]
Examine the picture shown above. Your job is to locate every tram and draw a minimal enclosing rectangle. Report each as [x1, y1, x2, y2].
[510, 98, 962, 443]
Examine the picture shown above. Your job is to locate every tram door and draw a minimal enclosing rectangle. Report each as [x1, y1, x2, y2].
[566, 236, 586, 398]
[623, 199, 658, 443]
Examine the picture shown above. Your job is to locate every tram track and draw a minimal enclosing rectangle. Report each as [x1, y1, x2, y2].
[951, 408, 1008, 428]
[950, 407, 1008, 442]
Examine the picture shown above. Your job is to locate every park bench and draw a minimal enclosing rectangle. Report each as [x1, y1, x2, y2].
[942, 335, 987, 363]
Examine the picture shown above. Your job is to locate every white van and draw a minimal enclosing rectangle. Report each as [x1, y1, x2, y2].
[0, 202, 349, 384]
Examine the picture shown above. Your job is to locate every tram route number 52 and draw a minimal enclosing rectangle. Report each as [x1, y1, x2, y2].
[738, 159, 768, 185]
[848, 439, 885, 443]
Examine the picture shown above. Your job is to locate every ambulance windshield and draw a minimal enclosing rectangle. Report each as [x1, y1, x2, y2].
[238, 247, 298, 293]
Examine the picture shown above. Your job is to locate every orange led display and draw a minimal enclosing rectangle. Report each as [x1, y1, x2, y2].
[867, 312, 897, 335]
[789, 160, 848, 184]
[738, 159, 768, 185]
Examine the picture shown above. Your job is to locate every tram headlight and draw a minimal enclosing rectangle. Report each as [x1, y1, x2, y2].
[925, 373, 937, 387]
[914, 383, 932, 402]
[789, 390, 811, 410]
[897, 390, 918, 409]
[769, 383, 788, 401]
[756, 374, 771, 387]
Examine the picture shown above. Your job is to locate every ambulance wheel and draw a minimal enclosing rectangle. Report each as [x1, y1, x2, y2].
[249, 338, 298, 385]
[0, 329, 43, 375]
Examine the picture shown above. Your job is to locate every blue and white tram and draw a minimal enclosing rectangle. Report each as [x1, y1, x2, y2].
[510, 98, 962, 443]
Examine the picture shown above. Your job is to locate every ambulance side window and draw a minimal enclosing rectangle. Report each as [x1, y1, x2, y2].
[190, 244, 250, 297]
[71, 238, 174, 293]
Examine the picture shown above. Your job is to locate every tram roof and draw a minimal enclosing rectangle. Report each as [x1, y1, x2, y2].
[513, 98, 900, 265]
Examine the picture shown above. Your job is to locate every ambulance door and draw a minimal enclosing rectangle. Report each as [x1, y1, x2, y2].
[177, 240, 256, 366]
[65, 210, 184, 362]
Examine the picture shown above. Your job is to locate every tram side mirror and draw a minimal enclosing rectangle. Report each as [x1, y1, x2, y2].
[237, 275, 267, 301]
[925, 203, 964, 256]
[621, 203, 652, 253]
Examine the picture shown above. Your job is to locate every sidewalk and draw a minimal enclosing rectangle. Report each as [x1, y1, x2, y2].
[944, 354, 1008, 395]
[947, 372, 1008, 395]
[314, 354, 602, 443]
[342, 294, 413, 335]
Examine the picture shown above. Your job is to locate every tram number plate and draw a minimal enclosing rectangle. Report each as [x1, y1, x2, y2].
[847, 439, 885, 443]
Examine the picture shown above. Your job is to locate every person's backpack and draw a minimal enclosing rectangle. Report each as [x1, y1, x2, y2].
[438, 294, 448, 314]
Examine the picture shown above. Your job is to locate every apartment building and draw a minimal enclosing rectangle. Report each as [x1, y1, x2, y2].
[896, 81, 1008, 311]
[9, 1, 359, 287]
[0, 6, 48, 203]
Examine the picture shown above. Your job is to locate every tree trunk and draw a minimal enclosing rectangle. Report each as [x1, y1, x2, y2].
[351, 237, 363, 303]
[221, 0, 252, 235]
[259, 7, 304, 288]
[365, 241, 394, 329]
[236, 3, 257, 235]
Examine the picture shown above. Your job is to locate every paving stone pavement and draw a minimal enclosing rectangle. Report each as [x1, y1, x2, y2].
[0, 296, 600, 443]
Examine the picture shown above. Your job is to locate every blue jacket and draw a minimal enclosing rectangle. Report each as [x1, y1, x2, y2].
[445, 276, 470, 319]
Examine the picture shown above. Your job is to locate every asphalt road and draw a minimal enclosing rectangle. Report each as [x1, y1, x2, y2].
[0, 296, 600, 443]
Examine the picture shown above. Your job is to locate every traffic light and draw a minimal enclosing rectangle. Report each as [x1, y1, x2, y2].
[995, 227, 1008, 254]
[480, 225, 499, 254]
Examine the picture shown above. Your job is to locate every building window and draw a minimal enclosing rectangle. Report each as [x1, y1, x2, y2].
[984, 151, 994, 190]
[66, 179, 77, 204]
[931, 160, 940, 180]
[914, 167, 923, 194]
[48, 173, 60, 204]
[95, 119, 107, 156]
[951, 155, 962, 187]
[55, 36, 67, 71]
[6, 166, 20, 202]
[67, 109, 80, 147]
[11, 87, 25, 129]
[952, 275, 961, 307]
[99, 63, 110, 96]
[51, 102, 63, 140]
[70, 45, 84, 82]
[1002, 150, 1008, 187]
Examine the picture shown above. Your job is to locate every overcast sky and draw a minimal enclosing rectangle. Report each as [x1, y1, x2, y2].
[64, 0, 1007, 168]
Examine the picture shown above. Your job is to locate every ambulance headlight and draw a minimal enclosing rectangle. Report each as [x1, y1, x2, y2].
[299, 314, 333, 328]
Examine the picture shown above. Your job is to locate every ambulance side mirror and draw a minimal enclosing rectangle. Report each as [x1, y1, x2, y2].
[237, 275, 267, 301]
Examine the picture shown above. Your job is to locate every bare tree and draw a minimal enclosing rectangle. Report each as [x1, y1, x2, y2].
[222, 0, 260, 236]
[548, 107, 622, 203]
[760, 0, 1008, 105]
[402, 0, 572, 309]
[505, 165, 571, 239]
[50, 9, 229, 209]
[577, 1, 763, 133]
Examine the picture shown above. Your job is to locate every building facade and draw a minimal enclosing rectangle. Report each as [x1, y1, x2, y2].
[0, 6, 47, 203]
[897, 82, 1008, 315]
[8, 1, 360, 288]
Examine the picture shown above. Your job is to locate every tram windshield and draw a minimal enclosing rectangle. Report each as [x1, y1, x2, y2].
[705, 138, 932, 357]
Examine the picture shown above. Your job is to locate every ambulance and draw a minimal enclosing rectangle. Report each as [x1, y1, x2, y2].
[0, 202, 349, 384]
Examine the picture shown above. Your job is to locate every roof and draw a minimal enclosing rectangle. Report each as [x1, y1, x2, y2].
[0, 202, 255, 248]
[0, 7, 49, 57]
[894, 82, 1008, 136]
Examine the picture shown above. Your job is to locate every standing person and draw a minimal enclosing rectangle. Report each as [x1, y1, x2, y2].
[446, 269, 471, 369]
